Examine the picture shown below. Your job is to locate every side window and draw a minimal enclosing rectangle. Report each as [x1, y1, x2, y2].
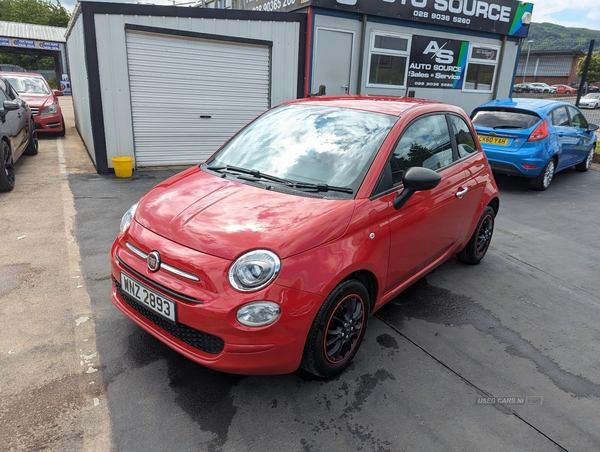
[0, 88, 8, 104]
[0, 79, 16, 100]
[550, 107, 569, 127]
[567, 106, 588, 129]
[450, 115, 477, 158]
[389, 114, 453, 186]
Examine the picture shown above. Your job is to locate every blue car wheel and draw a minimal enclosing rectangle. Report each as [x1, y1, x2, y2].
[531, 158, 555, 191]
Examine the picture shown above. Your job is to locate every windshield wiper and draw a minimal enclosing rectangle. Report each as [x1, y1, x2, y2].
[205, 165, 290, 184]
[205, 164, 353, 194]
[288, 182, 354, 194]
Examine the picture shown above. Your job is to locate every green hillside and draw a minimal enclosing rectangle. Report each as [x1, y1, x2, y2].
[527, 22, 600, 52]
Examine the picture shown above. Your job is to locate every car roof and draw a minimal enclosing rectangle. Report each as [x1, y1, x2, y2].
[0, 71, 45, 78]
[473, 97, 572, 114]
[281, 95, 465, 117]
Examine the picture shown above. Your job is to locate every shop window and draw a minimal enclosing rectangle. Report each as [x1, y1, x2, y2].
[463, 45, 500, 92]
[367, 31, 411, 88]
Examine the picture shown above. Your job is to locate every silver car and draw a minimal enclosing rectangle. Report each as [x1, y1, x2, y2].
[579, 93, 600, 109]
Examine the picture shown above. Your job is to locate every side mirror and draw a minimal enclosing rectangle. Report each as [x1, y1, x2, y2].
[393, 167, 442, 210]
[54, 90, 64, 97]
[588, 123, 599, 132]
[3, 100, 20, 112]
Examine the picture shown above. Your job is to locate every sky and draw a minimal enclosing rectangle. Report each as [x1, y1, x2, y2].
[56, 0, 600, 32]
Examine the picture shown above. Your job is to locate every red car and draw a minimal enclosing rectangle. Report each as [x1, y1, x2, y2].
[551, 84, 577, 94]
[1, 72, 65, 136]
[110, 96, 500, 377]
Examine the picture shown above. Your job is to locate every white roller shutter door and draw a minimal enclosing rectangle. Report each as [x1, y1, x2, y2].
[126, 31, 270, 167]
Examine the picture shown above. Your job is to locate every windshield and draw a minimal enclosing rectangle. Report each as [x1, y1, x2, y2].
[583, 93, 600, 99]
[5, 76, 51, 95]
[207, 104, 397, 193]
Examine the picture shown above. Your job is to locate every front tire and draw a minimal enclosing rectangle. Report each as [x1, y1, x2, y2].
[575, 147, 595, 172]
[530, 158, 555, 191]
[456, 206, 495, 265]
[24, 125, 38, 155]
[0, 141, 16, 192]
[301, 280, 370, 378]
[55, 115, 66, 137]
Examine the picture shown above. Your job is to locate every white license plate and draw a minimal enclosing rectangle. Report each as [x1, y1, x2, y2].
[121, 272, 176, 323]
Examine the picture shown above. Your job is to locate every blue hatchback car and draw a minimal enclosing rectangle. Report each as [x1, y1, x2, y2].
[472, 98, 598, 190]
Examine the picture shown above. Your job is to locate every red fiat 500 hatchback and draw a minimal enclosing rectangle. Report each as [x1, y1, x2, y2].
[111, 96, 500, 378]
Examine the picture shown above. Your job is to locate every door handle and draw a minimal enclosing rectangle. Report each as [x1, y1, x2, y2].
[456, 187, 469, 198]
[341, 85, 349, 94]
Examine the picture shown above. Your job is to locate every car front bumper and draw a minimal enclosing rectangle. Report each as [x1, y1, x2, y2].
[110, 225, 323, 375]
[33, 111, 64, 133]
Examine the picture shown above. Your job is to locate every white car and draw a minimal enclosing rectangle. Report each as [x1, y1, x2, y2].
[579, 93, 600, 109]
[529, 83, 557, 94]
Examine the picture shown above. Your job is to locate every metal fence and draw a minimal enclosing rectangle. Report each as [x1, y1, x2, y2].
[513, 39, 600, 127]
[511, 92, 600, 126]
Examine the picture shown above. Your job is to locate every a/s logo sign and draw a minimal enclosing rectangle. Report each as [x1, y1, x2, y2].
[423, 41, 454, 64]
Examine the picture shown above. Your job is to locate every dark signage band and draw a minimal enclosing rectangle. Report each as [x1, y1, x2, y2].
[234, 0, 532, 37]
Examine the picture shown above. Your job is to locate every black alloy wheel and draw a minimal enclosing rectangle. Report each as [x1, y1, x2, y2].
[457, 206, 495, 265]
[24, 123, 38, 155]
[0, 141, 16, 192]
[301, 280, 370, 378]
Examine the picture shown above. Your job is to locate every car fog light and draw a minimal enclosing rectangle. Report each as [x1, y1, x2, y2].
[237, 302, 281, 327]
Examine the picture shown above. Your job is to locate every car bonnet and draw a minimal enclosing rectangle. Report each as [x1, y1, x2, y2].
[134, 167, 355, 261]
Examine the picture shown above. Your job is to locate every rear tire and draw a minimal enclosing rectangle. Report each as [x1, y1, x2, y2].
[0, 141, 16, 192]
[575, 147, 594, 172]
[530, 158, 555, 191]
[456, 206, 495, 265]
[301, 280, 370, 378]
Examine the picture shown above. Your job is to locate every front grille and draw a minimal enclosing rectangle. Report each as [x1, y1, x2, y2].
[115, 280, 224, 355]
[30, 107, 39, 116]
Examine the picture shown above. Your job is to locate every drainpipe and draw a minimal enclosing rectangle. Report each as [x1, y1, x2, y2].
[493, 35, 508, 99]
[356, 14, 367, 95]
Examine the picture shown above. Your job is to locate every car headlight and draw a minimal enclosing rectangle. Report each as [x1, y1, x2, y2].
[41, 104, 58, 115]
[120, 202, 138, 234]
[237, 301, 281, 327]
[229, 250, 280, 292]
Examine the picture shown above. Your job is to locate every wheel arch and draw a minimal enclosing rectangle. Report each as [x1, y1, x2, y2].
[487, 196, 500, 217]
[340, 270, 379, 313]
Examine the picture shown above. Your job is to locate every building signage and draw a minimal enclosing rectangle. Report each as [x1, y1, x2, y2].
[12, 39, 36, 48]
[39, 42, 61, 50]
[0, 37, 61, 51]
[407, 35, 469, 89]
[233, 0, 532, 36]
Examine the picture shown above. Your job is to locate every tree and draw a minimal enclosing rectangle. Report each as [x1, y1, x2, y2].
[0, 0, 70, 27]
[0, 0, 70, 72]
[576, 53, 600, 84]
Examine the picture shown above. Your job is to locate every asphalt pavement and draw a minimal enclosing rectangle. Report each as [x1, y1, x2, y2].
[2, 97, 600, 451]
